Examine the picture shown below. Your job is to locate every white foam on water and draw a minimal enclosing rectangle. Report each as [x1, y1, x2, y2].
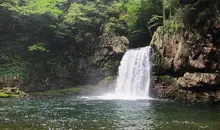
[79, 95, 153, 100]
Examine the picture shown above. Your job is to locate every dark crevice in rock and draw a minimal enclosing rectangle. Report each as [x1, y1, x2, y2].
[182, 84, 220, 92]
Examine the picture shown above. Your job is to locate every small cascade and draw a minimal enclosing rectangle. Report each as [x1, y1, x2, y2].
[114, 46, 151, 98]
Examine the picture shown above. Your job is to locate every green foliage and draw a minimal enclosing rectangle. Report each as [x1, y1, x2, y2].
[28, 43, 49, 52]
[0, 0, 68, 82]
[105, 17, 126, 33]
[161, 19, 181, 33]
[3, 0, 67, 17]
[148, 15, 163, 29]
[118, 0, 163, 31]
[60, 0, 127, 46]
[163, 0, 180, 10]
[0, 55, 31, 77]
[1, 0, 214, 92]
[174, 5, 196, 25]
[119, 0, 141, 29]
[64, 3, 92, 24]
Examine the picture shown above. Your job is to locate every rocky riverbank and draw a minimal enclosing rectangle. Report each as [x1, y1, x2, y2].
[0, 75, 26, 98]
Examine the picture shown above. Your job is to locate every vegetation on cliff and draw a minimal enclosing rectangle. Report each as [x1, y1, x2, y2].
[1, 0, 220, 103]
[0, 0, 167, 94]
[151, 0, 220, 103]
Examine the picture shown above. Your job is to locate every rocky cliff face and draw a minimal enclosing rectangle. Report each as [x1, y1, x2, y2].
[24, 33, 128, 92]
[151, 27, 220, 103]
[0, 32, 128, 92]
[76, 33, 128, 84]
[151, 2, 220, 103]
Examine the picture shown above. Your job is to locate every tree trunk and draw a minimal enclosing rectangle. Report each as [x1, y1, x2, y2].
[163, 2, 166, 24]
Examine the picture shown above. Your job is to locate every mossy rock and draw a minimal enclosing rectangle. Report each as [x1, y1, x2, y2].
[158, 76, 177, 87]
[0, 92, 26, 98]
[0, 87, 27, 98]
[0, 92, 10, 98]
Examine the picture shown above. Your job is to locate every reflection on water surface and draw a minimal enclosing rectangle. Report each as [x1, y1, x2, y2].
[0, 96, 220, 130]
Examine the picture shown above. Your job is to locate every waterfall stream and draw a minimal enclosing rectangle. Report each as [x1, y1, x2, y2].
[102, 46, 151, 99]
[115, 46, 151, 98]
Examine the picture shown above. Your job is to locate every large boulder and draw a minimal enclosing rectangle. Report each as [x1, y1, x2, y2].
[151, 27, 218, 74]
[177, 72, 220, 88]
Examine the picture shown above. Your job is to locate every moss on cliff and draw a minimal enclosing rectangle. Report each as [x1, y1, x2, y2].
[158, 76, 177, 87]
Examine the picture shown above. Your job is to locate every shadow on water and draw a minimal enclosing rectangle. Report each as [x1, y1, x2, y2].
[0, 95, 220, 130]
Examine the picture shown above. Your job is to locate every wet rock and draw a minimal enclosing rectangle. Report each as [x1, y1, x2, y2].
[150, 4, 220, 103]
[151, 26, 220, 103]
[177, 73, 220, 88]
[0, 87, 27, 98]
[189, 55, 206, 69]
[77, 33, 128, 84]
[153, 83, 220, 103]
[26, 33, 129, 92]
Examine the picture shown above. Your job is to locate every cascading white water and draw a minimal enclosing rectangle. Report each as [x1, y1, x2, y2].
[115, 46, 151, 98]
[100, 46, 151, 100]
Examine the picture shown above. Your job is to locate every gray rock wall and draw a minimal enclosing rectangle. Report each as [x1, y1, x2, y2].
[151, 14, 220, 103]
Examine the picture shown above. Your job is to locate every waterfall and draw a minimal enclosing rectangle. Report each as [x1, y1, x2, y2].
[99, 46, 151, 100]
[114, 46, 151, 98]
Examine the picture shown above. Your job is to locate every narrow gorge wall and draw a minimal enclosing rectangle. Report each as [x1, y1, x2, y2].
[151, 1, 220, 103]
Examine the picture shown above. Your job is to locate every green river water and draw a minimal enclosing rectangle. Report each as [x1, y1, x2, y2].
[0, 95, 219, 130]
